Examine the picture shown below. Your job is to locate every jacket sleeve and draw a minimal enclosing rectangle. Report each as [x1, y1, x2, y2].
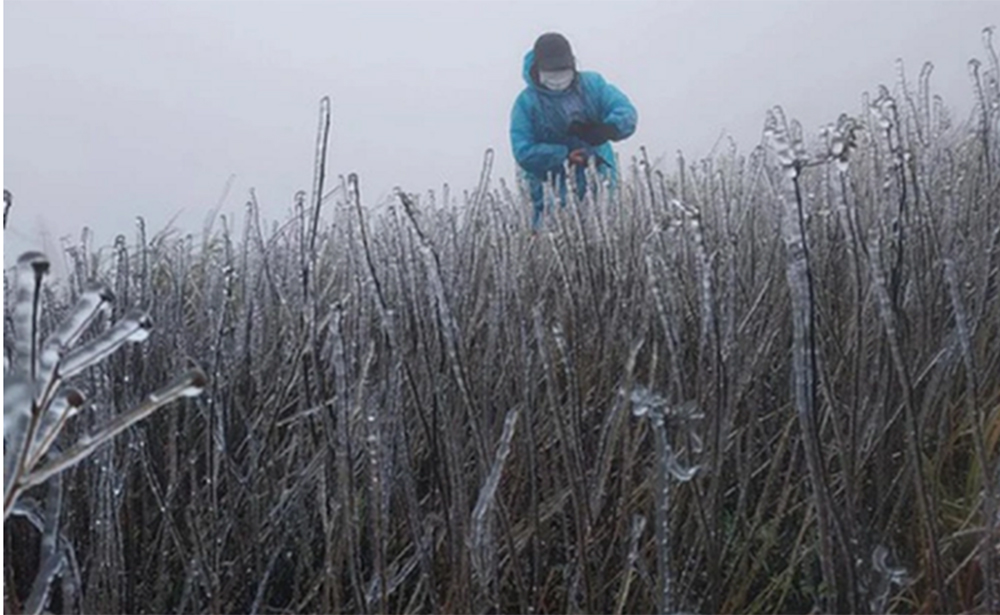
[593, 73, 637, 141]
[510, 92, 570, 176]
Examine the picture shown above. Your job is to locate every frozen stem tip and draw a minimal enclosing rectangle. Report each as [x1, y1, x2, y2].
[58, 308, 155, 378]
[180, 368, 209, 397]
[149, 368, 209, 402]
[44, 282, 115, 352]
[93, 282, 116, 304]
[17, 251, 51, 275]
[65, 388, 86, 409]
[121, 308, 154, 342]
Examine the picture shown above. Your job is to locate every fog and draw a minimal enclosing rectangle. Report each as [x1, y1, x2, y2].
[3, 1, 996, 266]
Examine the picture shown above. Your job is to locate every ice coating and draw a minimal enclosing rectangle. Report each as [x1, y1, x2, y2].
[59, 309, 153, 378]
[4, 377, 33, 492]
[870, 545, 909, 613]
[4, 377, 33, 441]
[179, 369, 209, 398]
[764, 107, 798, 179]
[789, 118, 809, 167]
[470, 405, 520, 591]
[689, 430, 704, 454]
[38, 282, 115, 382]
[12, 252, 52, 379]
[983, 27, 1000, 112]
[825, 113, 860, 173]
[664, 448, 699, 482]
[630, 387, 701, 422]
[630, 385, 668, 415]
[628, 383, 704, 613]
[16, 250, 51, 270]
[28, 389, 86, 465]
[870, 86, 897, 132]
[149, 368, 208, 402]
[873, 545, 908, 584]
[43, 283, 114, 350]
[5, 248, 206, 538]
[125, 318, 153, 342]
[630, 386, 702, 479]
[21, 473, 65, 615]
[178, 384, 205, 398]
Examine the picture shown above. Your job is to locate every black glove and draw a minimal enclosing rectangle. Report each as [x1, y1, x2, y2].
[567, 121, 619, 146]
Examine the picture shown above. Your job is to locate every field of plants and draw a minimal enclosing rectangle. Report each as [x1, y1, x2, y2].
[5, 30, 1000, 615]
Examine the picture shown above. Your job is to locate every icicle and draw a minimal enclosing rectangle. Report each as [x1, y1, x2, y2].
[470, 406, 520, 592]
[23, 476, 65, 615]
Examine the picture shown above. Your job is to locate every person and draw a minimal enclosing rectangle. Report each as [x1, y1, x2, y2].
[510, 32, 638, 229]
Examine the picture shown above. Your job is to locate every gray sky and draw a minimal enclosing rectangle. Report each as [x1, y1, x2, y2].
[3, 1, 996, 266]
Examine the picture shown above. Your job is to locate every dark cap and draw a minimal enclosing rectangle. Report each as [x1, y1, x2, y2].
[533, 32, 575, 71]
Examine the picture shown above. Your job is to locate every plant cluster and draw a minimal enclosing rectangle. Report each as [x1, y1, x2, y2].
[4, 29, 999, 614]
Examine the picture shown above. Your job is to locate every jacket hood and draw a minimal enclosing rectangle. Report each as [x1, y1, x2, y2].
[522, 49, 577, 91]
[522, 50, 537, 87]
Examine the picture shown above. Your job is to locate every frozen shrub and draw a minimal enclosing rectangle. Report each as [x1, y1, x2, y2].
[4, 249, 205, 614]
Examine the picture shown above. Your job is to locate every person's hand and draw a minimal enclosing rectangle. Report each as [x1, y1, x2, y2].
[567, 121, 591, 141]
[568, 121, 619, 146]
[568, 148, 589, 166]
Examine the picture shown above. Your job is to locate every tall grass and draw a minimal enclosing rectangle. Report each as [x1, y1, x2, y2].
[5, 30, 1000, 614]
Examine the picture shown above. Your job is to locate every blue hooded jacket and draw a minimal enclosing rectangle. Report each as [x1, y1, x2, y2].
[510, 49, 638, 227]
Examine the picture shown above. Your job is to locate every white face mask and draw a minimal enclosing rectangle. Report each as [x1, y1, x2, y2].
[539, 69, 575, 91]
